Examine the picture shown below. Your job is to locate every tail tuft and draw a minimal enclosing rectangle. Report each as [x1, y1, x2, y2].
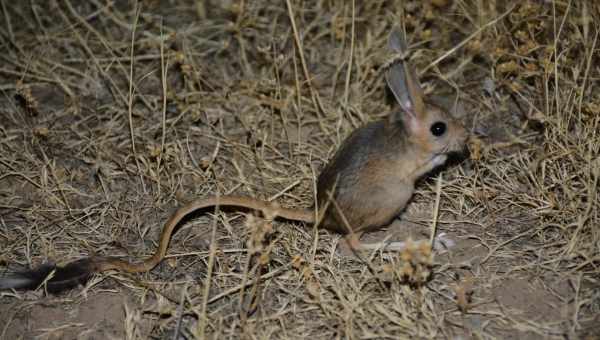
[0, 263, 56, 291]
[0, 258, 97, 294]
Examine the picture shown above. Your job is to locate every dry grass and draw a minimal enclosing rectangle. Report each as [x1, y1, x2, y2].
[0, 0, 599, 339]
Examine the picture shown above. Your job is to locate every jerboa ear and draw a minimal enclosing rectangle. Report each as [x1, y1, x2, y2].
[385, 27, 425, 119]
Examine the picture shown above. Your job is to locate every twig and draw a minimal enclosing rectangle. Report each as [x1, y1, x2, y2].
[126, 4, 147, 193]
[285, 0, 327, 123]
[342, 0, 356, 106]
[430, 174, 443, 249]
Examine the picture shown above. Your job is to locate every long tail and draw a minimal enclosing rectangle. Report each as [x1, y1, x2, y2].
[0, 196, 314, 293]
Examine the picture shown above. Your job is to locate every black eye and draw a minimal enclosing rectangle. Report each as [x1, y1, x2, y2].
[430, 122, 446, 137]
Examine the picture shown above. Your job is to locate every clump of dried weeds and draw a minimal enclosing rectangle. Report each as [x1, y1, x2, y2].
[0, 0, 599, 339]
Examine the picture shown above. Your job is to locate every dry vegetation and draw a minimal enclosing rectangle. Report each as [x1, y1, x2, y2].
[0, 0, 599, 339]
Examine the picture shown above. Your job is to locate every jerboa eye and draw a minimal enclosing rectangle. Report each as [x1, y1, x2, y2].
[430, 121, 447, 137]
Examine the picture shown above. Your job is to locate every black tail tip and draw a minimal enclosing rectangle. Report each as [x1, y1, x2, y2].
[0, 258, 96, 294]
